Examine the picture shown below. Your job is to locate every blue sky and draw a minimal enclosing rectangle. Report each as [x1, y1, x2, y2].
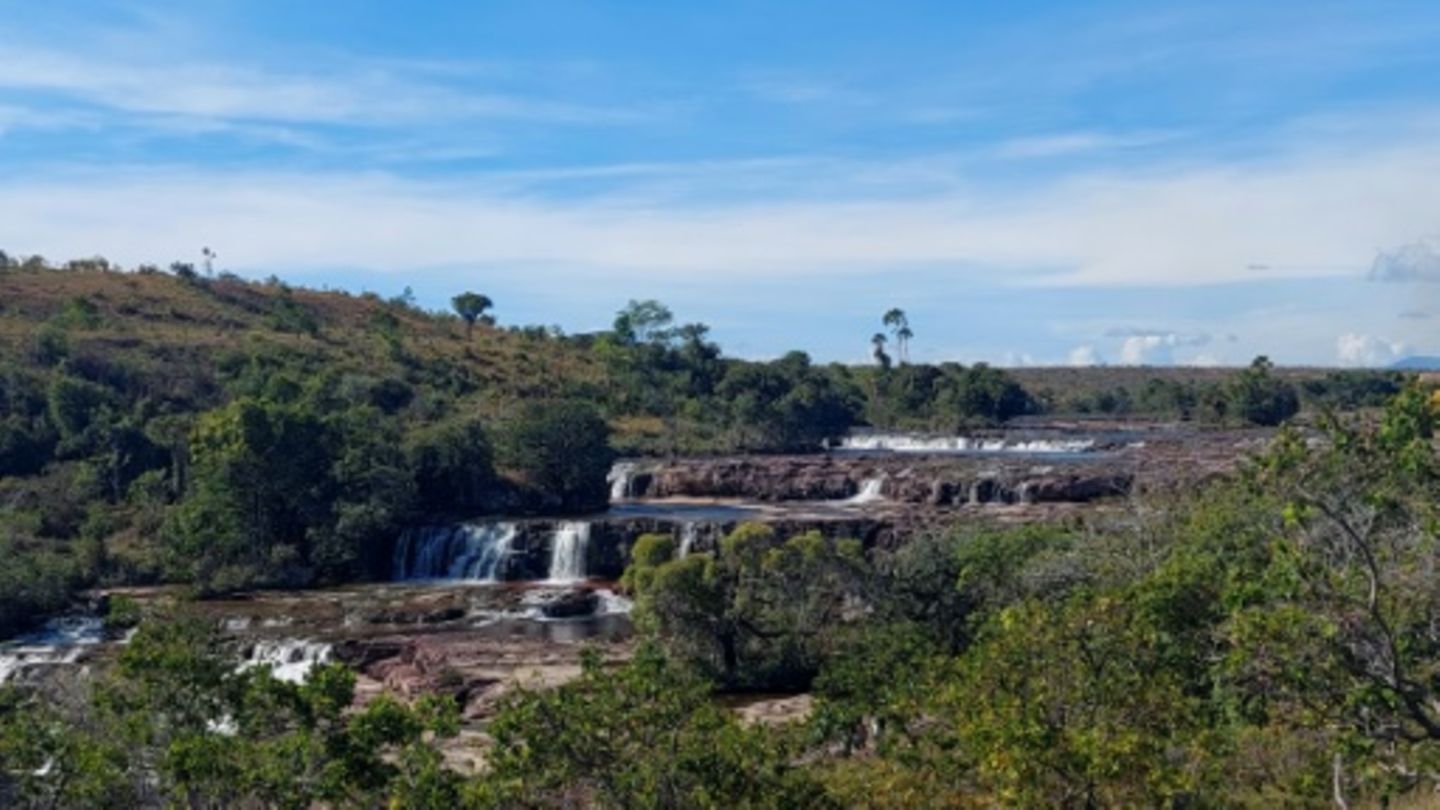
[2, 1, 1438, 366]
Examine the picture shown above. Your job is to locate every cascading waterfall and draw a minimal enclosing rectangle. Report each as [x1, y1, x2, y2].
[393, 522, 518, 581]
[240, 639, 333, 684]
[844, 477, 886, 504]
[607, 462, 636, 501]
[0, 616, 104, 684]
[678, 522, 699, 557]
[836, 434, 1096, 454]
[547, 522, 591, 583]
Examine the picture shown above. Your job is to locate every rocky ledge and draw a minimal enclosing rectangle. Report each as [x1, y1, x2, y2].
[614, 426, 1267, 505]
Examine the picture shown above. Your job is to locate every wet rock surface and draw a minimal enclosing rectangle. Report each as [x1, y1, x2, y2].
[615, 424, 1264, 505]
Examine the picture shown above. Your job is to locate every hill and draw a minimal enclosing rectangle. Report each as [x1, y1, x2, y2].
[1390, 356, 1440, 371]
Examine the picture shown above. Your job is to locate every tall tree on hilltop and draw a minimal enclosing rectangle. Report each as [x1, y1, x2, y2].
[451, 292, 494, 339]
[871, 333, 892, 370]
[883, 308, 911, 363]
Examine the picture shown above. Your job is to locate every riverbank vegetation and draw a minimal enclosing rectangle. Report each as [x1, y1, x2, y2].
[3, 384, 1437, 806]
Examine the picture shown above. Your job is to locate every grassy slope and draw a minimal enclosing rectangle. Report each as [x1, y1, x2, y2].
[0, 267, 607, 416]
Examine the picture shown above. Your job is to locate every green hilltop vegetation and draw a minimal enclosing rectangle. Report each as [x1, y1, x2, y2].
[0, 256, 1407, 632]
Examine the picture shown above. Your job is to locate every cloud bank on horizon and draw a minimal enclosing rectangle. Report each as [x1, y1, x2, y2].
[0, 0, 1435, 367]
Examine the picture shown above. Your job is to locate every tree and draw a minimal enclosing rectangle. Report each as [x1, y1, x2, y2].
[162, 397, 333, 592]
[472, 644, 831, 808]
[0, 618, 461, 808]
[626, 523, 870, 690]
[871, 333, 891, 370]
[883, 309, 911, 363]
[406, 417, 497, 513]
[1228, 355, 1299, 426]
[612, 299, 675, 346]
[497, 400, 615, 512]
[450, 292, 493, 339]
[896, 325, 913, 363]
[1218, 394, 1440, 798]
[715, 358, 856, 452]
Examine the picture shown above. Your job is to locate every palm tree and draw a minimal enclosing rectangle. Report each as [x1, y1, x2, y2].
[871, 332, 891, 370]
[882, 308, 911, 363]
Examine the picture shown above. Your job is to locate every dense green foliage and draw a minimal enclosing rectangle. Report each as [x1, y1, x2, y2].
[627, 524, 869, 690]
[471, 644, 831, 808]
[4, 385, 1439, 806]
[1025, 360, 1396, 421]
[497, 400, 615, 513]
[0, 619, 461, 808]
[605, 386, 1440, 806]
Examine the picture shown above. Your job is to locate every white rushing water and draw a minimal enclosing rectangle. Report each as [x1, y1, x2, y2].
[239, 639, 334, 684]
[595, 589, 634, 615]
[844, 477, 886, 504]
[678, 522, 699, 557]
[547, 522, 591, 583]
[0, 616, 105, 684]
[393, 522, 518, 581]
[837, 434, 1096, 454]
[607, 461, 637, 501]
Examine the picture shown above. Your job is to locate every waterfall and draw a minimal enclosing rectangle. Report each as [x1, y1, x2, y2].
[845, 477, 886, 504]
[678, 522, 699, 557]
[0, 616, 104, 684]
[393, 522, 518, 581]
[836, 434, 1096, 454]
[607, 461, 636, 501]
[240, 639, 333, 684]
[547, 522, 591, 583]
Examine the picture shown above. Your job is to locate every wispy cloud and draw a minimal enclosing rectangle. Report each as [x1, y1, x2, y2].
[993, 130, 1180, 159]
[2, 126, 1438, 287]
[0, 43, 646, 132]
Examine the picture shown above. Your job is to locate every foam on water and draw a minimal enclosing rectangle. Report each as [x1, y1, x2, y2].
[239, 639, 333, 684]
[844, 477, 886, 504]
[836, 434, 1096, 454]
[0, 616, 105, 684]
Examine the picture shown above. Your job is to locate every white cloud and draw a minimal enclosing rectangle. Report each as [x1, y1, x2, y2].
[1110, 329, 1210, 365]
[0, 87, 1438, 307]
[1336, 333, 1407, 366]
[0, 131, 1436, 289]
[1118, 335, 1176, 365]
[1369, 237, 1440, 282]
[0, 44, 640, 128]
[1066, 345, 1103, 366]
